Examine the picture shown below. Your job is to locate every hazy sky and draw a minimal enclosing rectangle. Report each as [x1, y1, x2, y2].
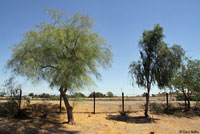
[0, 0, 200, 96]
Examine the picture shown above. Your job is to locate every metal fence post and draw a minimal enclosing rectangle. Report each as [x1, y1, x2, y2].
[93, 92, 95, 114]
[19, 89, 22, 110]
[166, 93, 168, 109]
[122, 92, 124, 114]
[60, 94, 62, 113]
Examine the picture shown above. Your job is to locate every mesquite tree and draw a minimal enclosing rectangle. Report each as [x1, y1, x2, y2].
[129, 24, 184, 117]
[171, 59, 200, 110]
[7, 9, 112, 124]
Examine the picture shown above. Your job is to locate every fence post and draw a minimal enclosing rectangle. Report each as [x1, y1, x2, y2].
[166, 93, 168, 109]
[93, 92, 95, 114]
[122, 92, 124, 115]
[60, 94, 62, 113]
[19, 89, 22, 110]
[18, 89, 22, 116]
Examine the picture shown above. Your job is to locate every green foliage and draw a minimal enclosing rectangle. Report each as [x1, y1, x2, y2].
[38, 93, 51, 98]
[192, 94, 200, 101]
[150, 102, 174, 114]
[0, 78, 31, 118]
[7, 9, 112, 92]
[185, 60, 200, 93]
[150, 103, 163, 114]
[28, 93, 34, 97]
[1, 78, 21, 97]
[194, 101, 200, 110]
[152, 94, 156, 97]
[32, 93, 60, 100]
[0, 92, 4, 97]
[70, 92, 86, 98]
[171, 59, 200, 106]
[129, 24, 184, 90]
[106, 91, 114, 97]
[176, 93, 185, 101]
[141, 93, 146, 97]
[176, 93, 200, 101]
[88, 92, 106, 98]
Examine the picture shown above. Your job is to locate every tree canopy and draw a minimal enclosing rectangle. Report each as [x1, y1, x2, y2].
[129, 25, 184, 89]
[129, 24, 184, 117]
[171, 59, 200, 109]
[106, 91, 114, 97]
[7, 9, 112, 91]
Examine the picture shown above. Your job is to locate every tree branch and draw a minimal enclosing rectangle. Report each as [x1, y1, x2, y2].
[41, 65, 56, 69]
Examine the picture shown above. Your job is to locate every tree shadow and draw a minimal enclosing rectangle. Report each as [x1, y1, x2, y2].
[0, 102, 80, 133]
[106, 115, 159, 124]
[73, 110, 138, 114]
[163, 107, 200, 118]
[0, 114, 80, 134]
[149, 102, 200, 118]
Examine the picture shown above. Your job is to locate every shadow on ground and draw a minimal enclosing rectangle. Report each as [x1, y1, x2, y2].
[73, 111, 138, 114]
[0, 116, 80, 134]
[164, 108, 200, 118]
[149, 102, 200, 118]
[0, 102, 79, 134]
[106, 115, 159, 124]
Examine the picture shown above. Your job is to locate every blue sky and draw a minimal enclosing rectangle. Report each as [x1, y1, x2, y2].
[0, 0, 200, 96]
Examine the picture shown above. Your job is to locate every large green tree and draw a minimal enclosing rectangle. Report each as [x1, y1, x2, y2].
[129, 24, 184, 117]
[7, 9, 112, 124]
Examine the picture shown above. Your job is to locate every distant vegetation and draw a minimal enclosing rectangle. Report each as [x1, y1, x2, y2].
[26, 91, 115, 99]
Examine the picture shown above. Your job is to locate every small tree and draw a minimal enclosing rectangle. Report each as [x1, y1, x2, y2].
[88, 92, 106, 98]
[7, 9, 112, 124]
[1, 78, 22, 116]
[71, 92, 86, 98]
[106, 91, 114, 97]
[129, 24, 184, 117]
[28, 93, 34, 97]
[171, 59, 200, 110]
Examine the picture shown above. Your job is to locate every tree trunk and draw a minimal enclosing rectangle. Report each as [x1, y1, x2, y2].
[60, 90, 75, 125]
[187, 99, 190, 110]
[145, 87, 150, 117]
[184, 95, 187, 111]
[187, 90, 190, 110]
[59, 94, 62, 113]
[183, 92, 187, 111]
[166, 93, 169, 109]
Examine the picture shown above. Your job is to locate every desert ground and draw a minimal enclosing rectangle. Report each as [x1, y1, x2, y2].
[0, 100, 200, 134]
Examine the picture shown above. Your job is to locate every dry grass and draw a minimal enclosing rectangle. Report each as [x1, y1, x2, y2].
[0, 101, 200, 134]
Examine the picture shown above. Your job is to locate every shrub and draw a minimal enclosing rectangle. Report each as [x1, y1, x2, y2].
[119, 104, 131, 116]
[176, 93, 185, 101]
[71, 92, 86, 98]
[194, 101, 200, 110]
[150, 103, 163, 114]
[152, 94, 156, 97]
[7, 99, 19, 117]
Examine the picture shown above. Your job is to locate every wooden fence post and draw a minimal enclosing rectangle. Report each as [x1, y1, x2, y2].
[18, 89, 22, 116]
[60, 94, 62, 113]
[122, 92, 124, 115]
[93, 92, 95, 114]
[166, 93, 168, 109]
[19, 89, 22, 110]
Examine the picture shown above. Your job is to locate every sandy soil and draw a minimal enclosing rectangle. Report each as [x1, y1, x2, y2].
[0, 101, 200, 134]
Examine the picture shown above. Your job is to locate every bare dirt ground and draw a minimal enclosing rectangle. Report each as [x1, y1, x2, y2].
[0, 101, 200, 134]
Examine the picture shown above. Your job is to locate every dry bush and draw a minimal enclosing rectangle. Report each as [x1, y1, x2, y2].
[194, 101, 200, 110]
[119, 104, 132, 116]
[28, 102, 52, 118]
[150, 102, 175, 114]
